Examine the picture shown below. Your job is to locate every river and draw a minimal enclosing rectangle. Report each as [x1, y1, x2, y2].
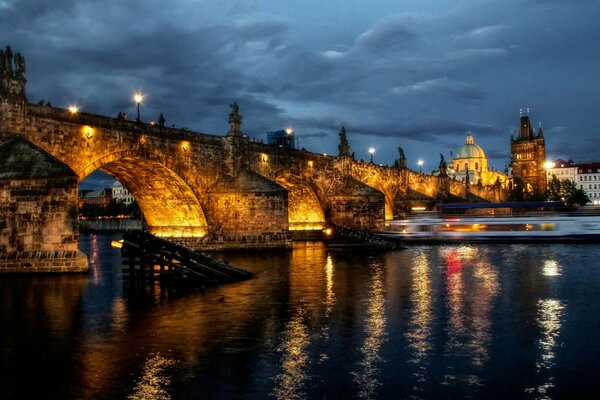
[1, 232, 599, 399]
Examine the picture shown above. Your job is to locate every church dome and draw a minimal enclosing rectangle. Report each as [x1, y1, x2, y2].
[454, 133, 486, 159]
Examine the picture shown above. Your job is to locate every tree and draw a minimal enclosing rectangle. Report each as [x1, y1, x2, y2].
[561, 180, 590, 206]
[544, 177, 590, 207]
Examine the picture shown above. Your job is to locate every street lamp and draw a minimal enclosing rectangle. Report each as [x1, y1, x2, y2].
[368, 147, 375, 163]
[133, 92, 143, 123]
[417, 159, 424, 173]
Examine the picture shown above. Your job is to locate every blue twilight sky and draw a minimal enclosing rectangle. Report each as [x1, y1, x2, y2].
[2, 0, 599, 179]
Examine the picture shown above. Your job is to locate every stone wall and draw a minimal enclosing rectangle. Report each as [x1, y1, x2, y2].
[0, 136, 88, 272]
[204, 168, 291, 248]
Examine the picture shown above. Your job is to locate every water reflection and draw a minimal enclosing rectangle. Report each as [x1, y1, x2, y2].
[353, 261, 387, 399]
[526, 298, 565, 398]
[3, 235, 599, 399]
[320, 254, 336, 345]
[442, 246, 499, 389]
[271, 312, 310, 400]
[406, 251, 432, 390]
[128, 353, 176, 400]
[543, 260, 561, 277]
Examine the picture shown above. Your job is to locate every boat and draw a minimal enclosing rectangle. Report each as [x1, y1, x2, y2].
[377, 214, 600, 243]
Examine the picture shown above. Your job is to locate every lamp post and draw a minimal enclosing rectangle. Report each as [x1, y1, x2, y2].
[368, 147, 375, 163]
[417, 159, 424, 173]
[134, 92, 143, 123]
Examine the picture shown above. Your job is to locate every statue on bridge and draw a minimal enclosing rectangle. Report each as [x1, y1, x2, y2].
[338, 126, 350, 157]
[0, 45, 14, 77]
[228, 102, 243, 136]
[0, 45, 27, 100]
[14, 52, 25, 78]
[438, 153, 448, 176]
[395, 146, 407, 169]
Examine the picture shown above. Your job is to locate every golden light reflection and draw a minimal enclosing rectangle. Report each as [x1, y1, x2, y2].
[271, 312, 310, 400]
[525, 299, 565, 397]
[543, 260, 561, 277]
[110, 298, 129, 332]
[353, 263, 387, 399]
[407, 252, 432, 381]
[325, 255, 335, 316]
[128, 354, 176, 400]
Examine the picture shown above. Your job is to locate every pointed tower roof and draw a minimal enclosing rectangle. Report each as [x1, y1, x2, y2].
[536, 122, 544, 139]
[518, 115, 534, 140]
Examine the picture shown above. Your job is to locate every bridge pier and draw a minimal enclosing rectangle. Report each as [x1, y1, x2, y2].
[0, 136, 88, 273]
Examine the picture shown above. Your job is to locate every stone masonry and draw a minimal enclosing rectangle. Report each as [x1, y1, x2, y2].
[0, 46, 508, 269]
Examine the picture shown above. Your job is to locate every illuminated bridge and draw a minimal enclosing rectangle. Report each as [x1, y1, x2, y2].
[0, 47, 506, 272]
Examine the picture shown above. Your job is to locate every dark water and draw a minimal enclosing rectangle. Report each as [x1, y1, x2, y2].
[1, 233, 600, 399]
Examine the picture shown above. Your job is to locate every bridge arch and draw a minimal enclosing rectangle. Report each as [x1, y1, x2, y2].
[81, 151, 208, 237]
[274, 172, 326, 230]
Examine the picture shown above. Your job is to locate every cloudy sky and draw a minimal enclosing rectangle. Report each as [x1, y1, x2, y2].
[2, 0, 599, 174]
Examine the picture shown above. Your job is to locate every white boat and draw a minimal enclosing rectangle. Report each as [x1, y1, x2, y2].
[378, 214, 600, 243]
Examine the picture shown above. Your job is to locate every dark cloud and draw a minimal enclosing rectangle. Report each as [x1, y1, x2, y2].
[1, 0, 598, 167]
[391, 78, 487, 101]
[354, 14, 417, 54]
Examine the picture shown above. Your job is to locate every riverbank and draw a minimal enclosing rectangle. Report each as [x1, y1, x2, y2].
[79, 219, 143, 232]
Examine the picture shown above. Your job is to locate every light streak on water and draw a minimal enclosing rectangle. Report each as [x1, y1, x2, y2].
[353, 262, 387, 399]
[128, 354, 176, 400]
[271, 312, 310, 400]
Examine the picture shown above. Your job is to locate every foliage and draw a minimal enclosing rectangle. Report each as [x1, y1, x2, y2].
[80, 200, 142, 219]
[545, 175, 590, 207]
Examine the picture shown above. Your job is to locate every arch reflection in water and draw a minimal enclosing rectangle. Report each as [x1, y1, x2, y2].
[271, 312, 311, 400]
[352, 261, 387, 399]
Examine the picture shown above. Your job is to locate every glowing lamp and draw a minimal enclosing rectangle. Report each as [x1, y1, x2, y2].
[181, 141, 190, 152]
[82, 125, 94, 140]
[261, 153, 268, 163]
[68, 105, 79, 114]
[544, 161, 555, 169]
[368, 147, 375, 163]
[133, 92, 144, 122]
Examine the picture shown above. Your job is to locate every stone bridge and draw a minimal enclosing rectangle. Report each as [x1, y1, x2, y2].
[0, 47, 506, 272]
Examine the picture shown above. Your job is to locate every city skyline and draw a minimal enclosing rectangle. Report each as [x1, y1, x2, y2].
[2, 0, 599, 173]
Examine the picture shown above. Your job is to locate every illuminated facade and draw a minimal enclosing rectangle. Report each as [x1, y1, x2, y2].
[547, 160, 600, 205]
[449, 133, 509, 187]
[111, 180, 134, 205]
[510, 114, 546, 193]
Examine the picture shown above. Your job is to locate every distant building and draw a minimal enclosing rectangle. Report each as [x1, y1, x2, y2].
[576, 162, 600, 204]
[547, 160, 600, 205]
[449, 133, 509, 187]
[79, 188, 112, 207]
[545, 159, 577, 185]
[267, 129, 296, 149]
[510, 114, 546, 193]
[111, 180, 134, 205]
